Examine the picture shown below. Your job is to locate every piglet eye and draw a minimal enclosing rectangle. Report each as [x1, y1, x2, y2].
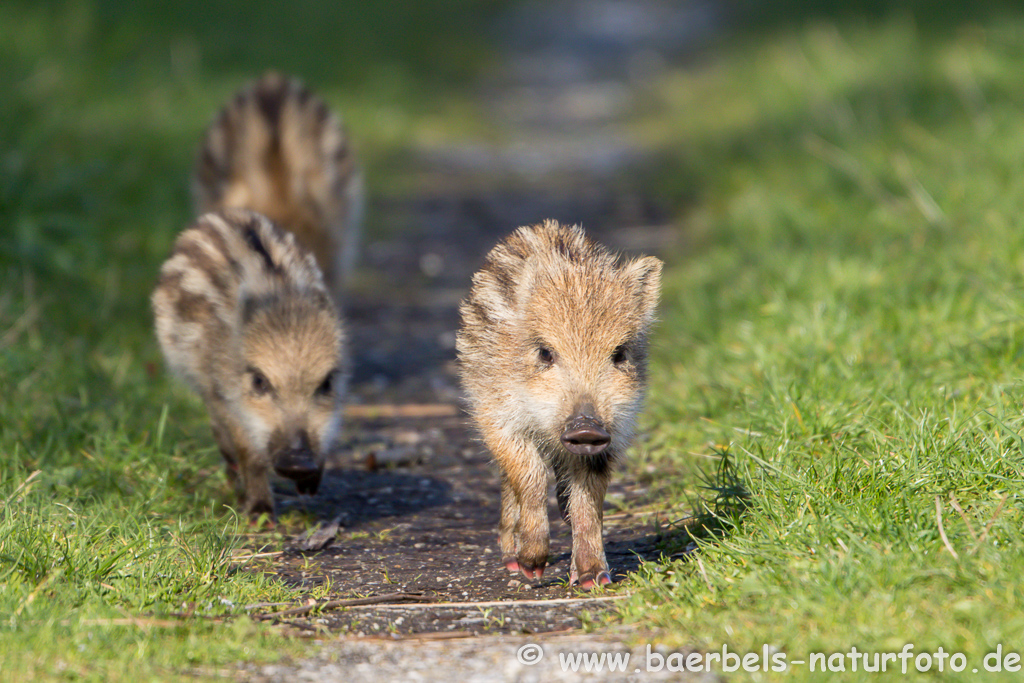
[317, 371, 335, 397]
[538, 346, 555, 365]
[612, 345, 628, 366]
[250, 368, 271, 395]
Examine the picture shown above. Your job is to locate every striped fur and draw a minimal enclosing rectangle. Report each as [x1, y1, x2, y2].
[193, 72, 364, 301]
[456, 220, 662, 587]
[153, 209, 348, 516]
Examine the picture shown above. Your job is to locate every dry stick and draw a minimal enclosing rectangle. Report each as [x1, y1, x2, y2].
[60, 617, 184, 628]
[342, 595, 631, 610]
[602, 508, 694, 523]
[947, 494, 979, 543]
[935, 496, 959, 560]
[344, 404, 460, 419]
[257, 593, 436, 620]
[242, 601, 292, 611]
[803, 133, 893, 203]
[385, 627, 577, 642]
[695, 556, 715, 592]
[389, 631, 488, 641]
[0, 302, 40, 350]
[972, 493, 1009, 555]
[78, 618, 183, 629]
[893, 151, 946, 225]
[230, 551, 285, 562]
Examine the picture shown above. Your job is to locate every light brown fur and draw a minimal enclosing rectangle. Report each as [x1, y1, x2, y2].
[193, 72, 364, 302]
[457, 220, 662, 587]
[152, 209, 348, 516]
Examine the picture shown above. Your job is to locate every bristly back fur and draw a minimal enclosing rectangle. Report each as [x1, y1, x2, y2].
[152, 208, 334, 396]
[193, 71, 364, 300]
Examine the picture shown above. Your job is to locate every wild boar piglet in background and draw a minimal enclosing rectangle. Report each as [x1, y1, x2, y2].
[193, 71, 364, 304]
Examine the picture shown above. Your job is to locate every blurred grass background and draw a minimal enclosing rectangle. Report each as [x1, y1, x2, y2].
[6, 0, 1024, 679]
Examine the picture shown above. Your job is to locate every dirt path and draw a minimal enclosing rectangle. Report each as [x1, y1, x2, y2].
[236, 1, 722, 679]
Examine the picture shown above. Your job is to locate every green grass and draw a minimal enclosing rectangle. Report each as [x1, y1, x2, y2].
[620, 6, 1024, 679]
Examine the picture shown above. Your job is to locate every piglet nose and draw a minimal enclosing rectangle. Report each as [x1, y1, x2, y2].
[274, 450, 323, 494]
[561, 416, 611, 456]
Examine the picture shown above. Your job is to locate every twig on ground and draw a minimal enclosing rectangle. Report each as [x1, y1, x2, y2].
[242, 601, 292, 611]
[602, 507, 694, 523]
[695, 556, 715, 592]
[362, 626, 577, 642]
[344, 595, 630, 610]
[1, 470, 42, 511]
[972, 493, 1009, 555]
[0, 301, 41, 350]
[230, 551, 285, 562]
[948, 494, 978, 543]
[70, 617, 183, 629]
[257, 592, 437, 620]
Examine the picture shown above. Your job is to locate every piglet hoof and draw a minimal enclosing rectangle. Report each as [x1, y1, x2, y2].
[245, 499, 274, 518]
[503, 556, 521, 573]
[574, 570, 612, 590]
[518, 560, 546, 580]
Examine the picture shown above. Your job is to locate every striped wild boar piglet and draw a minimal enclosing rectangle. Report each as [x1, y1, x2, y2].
[153, 209, 347, 516]
[457, 220, 662, 588]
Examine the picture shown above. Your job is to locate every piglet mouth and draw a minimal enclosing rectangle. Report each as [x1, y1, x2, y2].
[274, 450, 324, 495]
[561, 416, 611, 456]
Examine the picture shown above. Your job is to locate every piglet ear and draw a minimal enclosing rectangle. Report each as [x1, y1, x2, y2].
[624, 255, 662, 320]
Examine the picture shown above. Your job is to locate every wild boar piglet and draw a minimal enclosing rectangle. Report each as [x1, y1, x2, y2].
[457, 220, 662, 588]
[153, 209, 348, 516]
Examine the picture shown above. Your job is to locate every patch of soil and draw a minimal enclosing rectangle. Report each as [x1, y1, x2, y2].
[265, 413, 684, 636]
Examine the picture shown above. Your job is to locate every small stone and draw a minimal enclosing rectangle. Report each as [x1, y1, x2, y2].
[420, 252, 444, 277]
[508, 579, 522, 588]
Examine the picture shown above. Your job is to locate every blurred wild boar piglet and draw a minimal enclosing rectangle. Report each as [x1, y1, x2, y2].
[192, 71, 364, 303]
[457, 220, 662, 588]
